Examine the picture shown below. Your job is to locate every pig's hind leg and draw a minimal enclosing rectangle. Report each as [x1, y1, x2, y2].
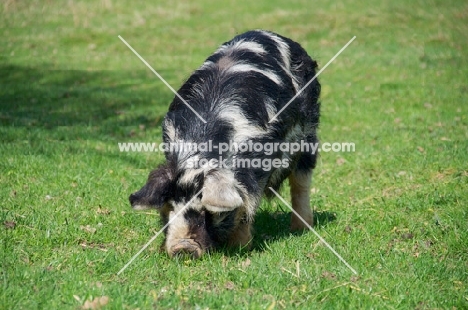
[289, 154, 315, 231]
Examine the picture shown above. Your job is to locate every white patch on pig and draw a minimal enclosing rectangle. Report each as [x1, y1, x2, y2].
[164, 118, 178, 142]
[259, 30, 300, 92]
[165, 210, 191, 255]
[215, 40, 267, 56]
[201, 170, 243, 212]
[265, 97, 278, 123]
[226, 63, 282, 85]
[131, 204, 151, 210]
[217, 103, 267, 143]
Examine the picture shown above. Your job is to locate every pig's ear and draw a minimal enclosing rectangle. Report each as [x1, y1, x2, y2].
[129, 163, 175, 210]
[201, 170, 243, 212]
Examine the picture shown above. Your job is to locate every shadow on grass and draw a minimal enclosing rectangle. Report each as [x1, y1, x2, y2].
[0, 64, 171, 166]
[0, 64, 168, 136]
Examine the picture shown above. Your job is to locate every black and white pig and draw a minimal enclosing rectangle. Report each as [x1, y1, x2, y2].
[129, 30, 321, 258]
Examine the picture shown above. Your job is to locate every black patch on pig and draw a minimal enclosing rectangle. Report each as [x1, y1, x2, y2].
[184, 209, 213, 250]
[129, 162, 176, 208]
[205, 210, 237, 244]
[183, 209, 239, 251]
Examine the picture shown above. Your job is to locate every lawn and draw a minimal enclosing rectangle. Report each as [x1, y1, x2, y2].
[1, 0, 467, 309]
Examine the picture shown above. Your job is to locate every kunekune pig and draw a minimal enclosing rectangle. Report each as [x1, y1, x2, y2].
[130, 30, 321, 258]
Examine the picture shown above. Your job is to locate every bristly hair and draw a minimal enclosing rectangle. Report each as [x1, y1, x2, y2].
[159, 30, 320, 218]
[130, 30, 321, 257]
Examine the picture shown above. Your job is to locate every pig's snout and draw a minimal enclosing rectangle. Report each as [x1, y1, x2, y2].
[170, 239, 203, 259]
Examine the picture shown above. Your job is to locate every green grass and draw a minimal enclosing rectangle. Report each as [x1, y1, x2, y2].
[1, 0, 467, 308]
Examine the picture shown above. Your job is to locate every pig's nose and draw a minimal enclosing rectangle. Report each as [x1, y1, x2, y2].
[170, 239, 203, 259]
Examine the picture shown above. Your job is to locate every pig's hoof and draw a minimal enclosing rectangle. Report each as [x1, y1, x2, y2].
[170, 239, 203, 259]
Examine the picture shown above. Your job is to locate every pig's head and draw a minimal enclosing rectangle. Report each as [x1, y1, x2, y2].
[129, 163, 244, 258]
